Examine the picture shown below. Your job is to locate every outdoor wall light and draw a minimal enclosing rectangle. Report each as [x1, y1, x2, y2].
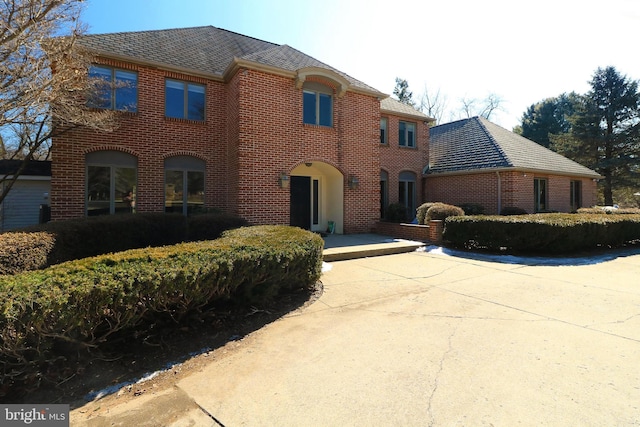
[279, 173, 290, 189]
[348, 175, 359, 190]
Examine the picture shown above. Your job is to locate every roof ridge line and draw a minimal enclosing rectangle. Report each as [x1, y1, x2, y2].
[476, 117, 512, 167]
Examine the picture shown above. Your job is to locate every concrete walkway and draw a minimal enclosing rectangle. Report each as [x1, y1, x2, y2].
[71, 243, 640, 426]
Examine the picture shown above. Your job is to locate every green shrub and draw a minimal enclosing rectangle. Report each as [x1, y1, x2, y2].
[500, 206, 528, 215]
[385, 203, 409, 223]
[0, 225, 322, 398]
[426, 203, 465, 221]
[459, 203, 485, 215]
[186, 212, 248, 241]
[2, 212, 247, 274]
[444, 213, 640, 254]
[0, 232, 55, 275]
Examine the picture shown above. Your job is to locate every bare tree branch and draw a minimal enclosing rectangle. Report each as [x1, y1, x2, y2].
[0, 0, 120, 205]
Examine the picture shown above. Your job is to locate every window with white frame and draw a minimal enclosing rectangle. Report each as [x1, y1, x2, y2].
[399, 121, 416, 147]
[303, 82, 333, 127]
[88, 65, 138, 112]
[165, 79, 206, 121]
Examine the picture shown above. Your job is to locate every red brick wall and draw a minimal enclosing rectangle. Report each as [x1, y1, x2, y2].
[379, 113, 429, 215]
[52, 60, 229, 219]
[425, 171, 598, 214]
[233, 69, 380, 233]
[51, 61, 382, 233]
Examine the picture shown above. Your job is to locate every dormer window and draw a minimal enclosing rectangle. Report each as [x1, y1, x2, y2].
[303, 82, 333, 127]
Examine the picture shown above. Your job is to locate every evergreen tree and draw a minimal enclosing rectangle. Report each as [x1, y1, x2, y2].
[553, 67, 640, 205]
[393, 78, 415, 106]
[520, 93, 578, 147]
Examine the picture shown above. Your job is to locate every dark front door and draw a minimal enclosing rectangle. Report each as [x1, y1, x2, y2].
[290, 176, 311, 229]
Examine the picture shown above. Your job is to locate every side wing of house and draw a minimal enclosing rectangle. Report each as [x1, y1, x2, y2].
[425, 117, 601, 214]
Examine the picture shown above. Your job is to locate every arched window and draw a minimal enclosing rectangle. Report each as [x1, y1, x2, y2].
[399, 171, 417, 220]
[380, 170, 389, 219]
[86, 151, 137, 216]
[164, 156, 205, 215]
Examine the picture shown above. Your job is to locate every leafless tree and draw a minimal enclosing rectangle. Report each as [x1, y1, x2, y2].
[416, 84, 448, 124]
[0, 0, 118, 205]
[459, 93, 504, 120]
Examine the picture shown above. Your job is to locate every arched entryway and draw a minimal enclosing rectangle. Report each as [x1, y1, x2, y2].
[290, 162, 343, 234]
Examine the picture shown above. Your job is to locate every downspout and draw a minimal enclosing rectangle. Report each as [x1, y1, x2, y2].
[496, 171, 501, 214]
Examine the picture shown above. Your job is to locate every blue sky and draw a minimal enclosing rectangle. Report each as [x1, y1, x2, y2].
[81, 0, 640, 129]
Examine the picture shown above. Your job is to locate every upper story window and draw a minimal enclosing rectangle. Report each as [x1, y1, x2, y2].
[88, 65, 138, 112]
[165, 79, 205, 121]
[303, 82, 333, 127]
[399, 121, 416, 147]
[380, 118, 388, 144]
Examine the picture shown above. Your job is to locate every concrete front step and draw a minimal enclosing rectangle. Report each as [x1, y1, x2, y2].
[322, 234, 425, 261]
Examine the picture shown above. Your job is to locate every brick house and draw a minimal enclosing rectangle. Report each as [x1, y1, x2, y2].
[51, 26, 431, 234]
[425, 117, 602, 214]
[50, 26, 599, 233]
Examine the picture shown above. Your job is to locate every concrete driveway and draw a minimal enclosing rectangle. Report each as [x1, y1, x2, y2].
[74, 247, 640, 426]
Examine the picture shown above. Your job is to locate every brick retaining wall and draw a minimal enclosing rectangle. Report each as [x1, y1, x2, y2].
[373, 220, 443, 244]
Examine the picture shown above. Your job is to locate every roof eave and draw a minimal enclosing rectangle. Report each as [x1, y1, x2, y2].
[381, 107, 435, 122]
[91, 50, 224, 81]
[424, 166, 603, 179]
[224, 58, 388, 99]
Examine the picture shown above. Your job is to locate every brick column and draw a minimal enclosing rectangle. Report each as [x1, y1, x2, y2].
[428, 220, 444, 244]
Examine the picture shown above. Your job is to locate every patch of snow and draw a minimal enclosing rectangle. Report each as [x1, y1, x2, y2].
[322, 262, 332, 272]
[419, 245, 640, 266]
[84, 347, 213, 401]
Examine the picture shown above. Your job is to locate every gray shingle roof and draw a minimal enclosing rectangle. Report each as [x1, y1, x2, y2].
[0, 160, 51, 177]
[79, 26, 381, 94]
[427, 117, 601, 178]
[380, 97, 433, 120]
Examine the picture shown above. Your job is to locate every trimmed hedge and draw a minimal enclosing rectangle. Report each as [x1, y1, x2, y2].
[443, 214, 640, 254]
[0, 213, 247, 274]
[0, 225, 323, 397]
[0, 233, 55, 275]
[443, 213, 640, 254]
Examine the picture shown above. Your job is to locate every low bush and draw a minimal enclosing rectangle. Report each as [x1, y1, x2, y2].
[459, 203, 485, 215]
[578, 207, 640, 215]
[500, 206, 528, 215]
[444, 213, 640, 254]
[385, 203, 409, 223]
[0, 225, 323, 397]
[0, 233, 55, 275]
[425, 203, 465, 222]
[416, 202, 437, 224]
[1, 212, 247, 274]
